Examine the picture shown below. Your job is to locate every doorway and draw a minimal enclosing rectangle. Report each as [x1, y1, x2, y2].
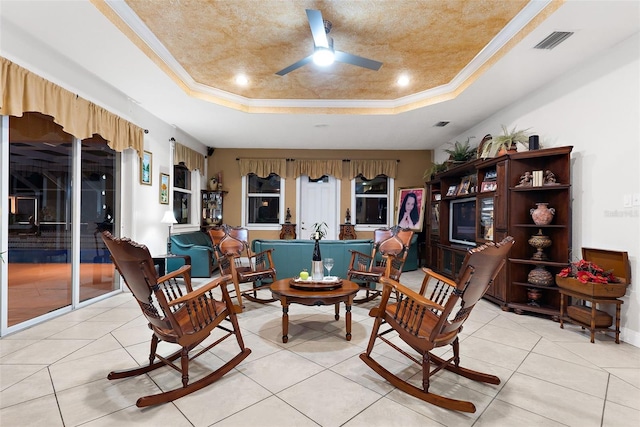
[298, 175, 339, 240]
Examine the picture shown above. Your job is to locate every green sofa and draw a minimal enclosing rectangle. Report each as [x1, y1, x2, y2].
[252, 234, 419, 280]
[168, 231, 217, 277]
[251, 239, 374, 279]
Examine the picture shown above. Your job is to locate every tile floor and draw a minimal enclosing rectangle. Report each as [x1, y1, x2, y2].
[1, 270, 639, 426]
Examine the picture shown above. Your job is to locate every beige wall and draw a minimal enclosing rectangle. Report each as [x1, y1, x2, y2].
[208, 149, 432, 240]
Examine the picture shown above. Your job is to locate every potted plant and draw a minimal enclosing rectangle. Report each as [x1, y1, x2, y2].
[310, 222, 328, 240]
[423, 161, 448, 181]
[479, 125, 531, 158]
[444, 137, 476, 164]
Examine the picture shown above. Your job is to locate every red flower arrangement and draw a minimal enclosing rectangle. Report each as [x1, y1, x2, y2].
[558, 259, 618, 284]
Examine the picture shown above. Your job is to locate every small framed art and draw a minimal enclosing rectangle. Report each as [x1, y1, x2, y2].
[159, 173, 170, 204]
[481, 181, 497, 192]
[457, 176, 471, 196]
[140, 151, 152, 185]
[446, 185, 458, 197]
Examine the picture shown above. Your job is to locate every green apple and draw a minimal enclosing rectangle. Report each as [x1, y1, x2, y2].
[299, 271, 309, 280]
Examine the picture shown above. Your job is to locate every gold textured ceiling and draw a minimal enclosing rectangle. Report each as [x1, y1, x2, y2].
[118, 0, 531, 102]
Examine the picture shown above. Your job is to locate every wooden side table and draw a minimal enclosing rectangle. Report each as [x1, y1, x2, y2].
[279, 223, 296, 239]
[559, 288, 623, 343]
[152, 253, 191, 276]
[339, 224, 357, 240]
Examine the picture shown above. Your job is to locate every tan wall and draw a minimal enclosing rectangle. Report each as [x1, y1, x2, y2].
[208, 149, 432, 240]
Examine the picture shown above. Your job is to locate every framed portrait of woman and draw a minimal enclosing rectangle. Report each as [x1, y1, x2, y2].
[396, 187, 426, 231]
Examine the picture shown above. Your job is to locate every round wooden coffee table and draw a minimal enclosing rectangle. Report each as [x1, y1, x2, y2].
[270, 278, 359, 343]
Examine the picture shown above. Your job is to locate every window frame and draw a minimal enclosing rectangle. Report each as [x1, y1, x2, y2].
[351, 175, 395, 231]
[241, 173, 285, 231]
[172, 163, 199, 228]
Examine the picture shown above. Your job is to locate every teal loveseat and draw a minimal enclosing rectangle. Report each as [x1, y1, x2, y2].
[251, 239, 374, 279]
[168, 231, 216, 277]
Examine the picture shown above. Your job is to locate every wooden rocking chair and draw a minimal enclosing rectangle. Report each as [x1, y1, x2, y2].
[347, 225, 414, 303]
[209, 224, 277, 311]
[101, 231, 251, 407]
[360, 236, 514, 413]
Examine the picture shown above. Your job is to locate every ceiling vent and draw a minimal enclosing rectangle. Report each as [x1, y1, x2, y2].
[534, 31, 574, 50]
[434, 121, 450, 127]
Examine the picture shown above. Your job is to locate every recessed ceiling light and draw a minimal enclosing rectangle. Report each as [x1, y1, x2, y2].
[235, 75, 249, 85]
[397, 75, 410, 86]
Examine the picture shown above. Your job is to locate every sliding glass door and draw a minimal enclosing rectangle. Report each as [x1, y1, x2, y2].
[3, 112, 118, 329]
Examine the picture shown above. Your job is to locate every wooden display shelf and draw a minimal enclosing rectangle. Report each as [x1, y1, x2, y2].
[507, 301, 560, 319]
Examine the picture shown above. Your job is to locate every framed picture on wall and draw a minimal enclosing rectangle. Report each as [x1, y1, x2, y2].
[140, 151, 152, 185]
[396, 187, 426, 231]
[159, 173, 170, 204]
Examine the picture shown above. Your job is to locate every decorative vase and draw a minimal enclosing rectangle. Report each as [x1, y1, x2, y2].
[527, 288, 542, 306]
[527, 265, 554, 286]
[528, 229, 552, 261]
[530, 203, 555, 226]
[208, 178, 218, 191]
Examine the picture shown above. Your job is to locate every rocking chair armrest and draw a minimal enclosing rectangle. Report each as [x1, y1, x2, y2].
[379, 277, 446, 313]
[167, 274, 233, 307]
[157, 265, 193, 291]
[247, 248, 275, 272]
[347, 249, 373, 269]
[419, 267, 457, 295]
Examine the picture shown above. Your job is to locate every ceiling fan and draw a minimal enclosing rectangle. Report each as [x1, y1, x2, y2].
[275, 9, 383, 76]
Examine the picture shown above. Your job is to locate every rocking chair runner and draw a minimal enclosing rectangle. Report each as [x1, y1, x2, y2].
[360, 236, 514, 413]
[101, 231, 251, 407]
[209, 224, 277, 311]
[347, 225, 414, 303]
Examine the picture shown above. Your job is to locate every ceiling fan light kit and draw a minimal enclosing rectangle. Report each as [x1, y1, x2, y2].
[276, 9, 382, 76]
[313, 47, 335, 66]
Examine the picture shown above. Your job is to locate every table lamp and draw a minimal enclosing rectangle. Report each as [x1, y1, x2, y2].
[161, 210, 178, 254]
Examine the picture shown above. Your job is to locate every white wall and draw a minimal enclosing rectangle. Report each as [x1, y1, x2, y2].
[437, 33, 640, 346]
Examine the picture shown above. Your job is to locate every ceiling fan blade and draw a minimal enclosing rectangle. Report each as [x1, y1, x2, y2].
[275, 55, 314, 76]
[335, 51, 383, 71]
[306, 9, 328, 48]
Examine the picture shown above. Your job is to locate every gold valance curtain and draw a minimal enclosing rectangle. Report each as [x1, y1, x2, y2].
[292, 159, 343, 179]
[238, 158, 287, 178]
[0, 56, 144, 156]
[174, 142, 205, 174]
[349, 159, 398, 179]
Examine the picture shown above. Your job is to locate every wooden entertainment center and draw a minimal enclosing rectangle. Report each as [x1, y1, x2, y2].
[425, 146, 573, 318]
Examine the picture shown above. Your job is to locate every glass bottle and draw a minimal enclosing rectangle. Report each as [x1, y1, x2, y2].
[312, 233, 323, 280]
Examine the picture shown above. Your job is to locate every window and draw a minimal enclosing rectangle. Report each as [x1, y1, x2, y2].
[245, 173, 282, 225]
[173, 164, 191, 224]
[354, 174, 393, 226]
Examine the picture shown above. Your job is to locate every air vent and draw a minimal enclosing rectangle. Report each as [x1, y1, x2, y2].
[434, 121, 450, 127]
[534, 31, 574, 50]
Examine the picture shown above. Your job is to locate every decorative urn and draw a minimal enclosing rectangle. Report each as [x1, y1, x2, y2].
[530, 203, 555, 226]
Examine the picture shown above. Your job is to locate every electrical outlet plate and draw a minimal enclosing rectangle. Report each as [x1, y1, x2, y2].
[633, 193, 640, 206]
[623, 194, 632, 208]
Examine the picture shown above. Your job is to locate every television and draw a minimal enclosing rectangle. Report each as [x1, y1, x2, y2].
[449, 197, 476, 246]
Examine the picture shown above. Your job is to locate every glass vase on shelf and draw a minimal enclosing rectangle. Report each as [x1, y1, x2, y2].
[312, 232, 323, 281]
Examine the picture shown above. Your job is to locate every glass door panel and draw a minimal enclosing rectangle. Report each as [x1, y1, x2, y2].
[8, 113, 73, 326]
[79, 136, 117, 302]
[478, 197, 494, 241]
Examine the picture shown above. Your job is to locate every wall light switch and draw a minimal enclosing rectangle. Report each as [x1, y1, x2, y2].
[633, 193, 640, 206]
[623, 194, 632, 208]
